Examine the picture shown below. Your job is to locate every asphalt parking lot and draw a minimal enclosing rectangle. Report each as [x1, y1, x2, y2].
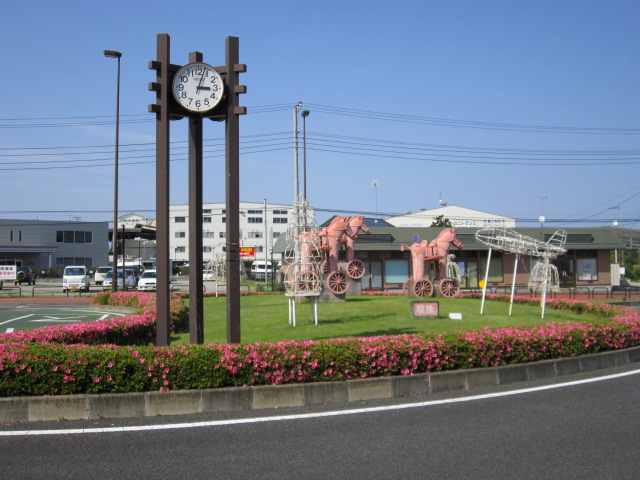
[0, 305, 125, 333]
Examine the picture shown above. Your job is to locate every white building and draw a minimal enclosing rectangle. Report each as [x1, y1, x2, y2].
[169, 201, 300, 265]
[386, 205, 515, 228]
[117, 212, 150, 230]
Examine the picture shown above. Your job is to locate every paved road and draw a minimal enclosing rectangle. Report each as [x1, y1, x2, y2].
[1, 364, 638, 479]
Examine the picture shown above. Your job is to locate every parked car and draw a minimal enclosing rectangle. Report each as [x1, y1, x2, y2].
[15, 266, 37, 286]
[94, 266, 113, 286]
[103, 270, 136, 291]
[62, 266, 91, 292]
[137, 269, 157, 291]
[203, 270, 215, 281]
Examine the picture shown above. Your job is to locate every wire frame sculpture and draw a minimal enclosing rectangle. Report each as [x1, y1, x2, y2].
[474, 227, 567, 318]
[283, 196, 322, 296]
[445, 254, 461, 281]
[529, 261, 560, 294]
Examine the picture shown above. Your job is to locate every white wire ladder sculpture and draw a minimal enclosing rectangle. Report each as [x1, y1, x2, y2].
[474, 227, 567, 318]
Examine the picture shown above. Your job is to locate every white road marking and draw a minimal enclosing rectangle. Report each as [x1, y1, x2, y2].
[0, 314, 34, 326]
[2, 368, 639, 437]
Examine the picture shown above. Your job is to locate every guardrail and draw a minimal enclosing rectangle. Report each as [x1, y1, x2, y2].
[0, 286, 22, 297]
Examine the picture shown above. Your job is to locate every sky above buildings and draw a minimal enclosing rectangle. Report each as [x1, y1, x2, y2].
[1, 0, 639, 228]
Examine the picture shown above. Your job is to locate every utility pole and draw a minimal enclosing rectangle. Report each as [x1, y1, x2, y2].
[293, 102, 302, 236]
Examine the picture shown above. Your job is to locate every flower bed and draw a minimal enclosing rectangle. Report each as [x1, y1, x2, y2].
[0, 293, 639, 396]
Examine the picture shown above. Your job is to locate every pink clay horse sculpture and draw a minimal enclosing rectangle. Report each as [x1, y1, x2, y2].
[428, 228, 464, 280]
[318, 216, 353, 273]
[401, 228, 464, 280]
[341, 215, 372, 262]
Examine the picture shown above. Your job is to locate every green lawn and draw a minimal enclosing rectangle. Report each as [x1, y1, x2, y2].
[172, 294, 592, 345]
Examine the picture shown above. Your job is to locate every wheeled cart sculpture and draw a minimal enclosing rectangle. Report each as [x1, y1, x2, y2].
[401, 228, 464, 298]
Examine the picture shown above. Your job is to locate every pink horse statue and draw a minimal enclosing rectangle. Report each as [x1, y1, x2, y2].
[340, 215, 371, 279]
[317, 216, 356, 294]
[428, 228, 464, 280]
[318, 216, 353, 273]
[401, 228, 464, 298]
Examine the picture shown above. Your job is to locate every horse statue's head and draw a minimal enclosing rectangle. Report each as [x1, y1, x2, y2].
[430, 228, 464, 254]
[346, 215, 371, 238]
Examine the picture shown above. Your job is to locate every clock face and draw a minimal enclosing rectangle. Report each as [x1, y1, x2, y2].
[172, 62, 224, 113]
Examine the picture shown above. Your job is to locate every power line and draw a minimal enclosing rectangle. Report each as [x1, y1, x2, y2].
[305, 103, 640, 135]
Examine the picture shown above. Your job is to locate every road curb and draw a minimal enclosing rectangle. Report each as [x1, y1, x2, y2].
[2, 346, 639, 422]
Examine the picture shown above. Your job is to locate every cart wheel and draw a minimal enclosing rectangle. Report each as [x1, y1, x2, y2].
[327, 271, 349, 295]
[439, 278, 460, 297]
[295, 270, 321, 293]
[346, 259, 365, 279]
[413, 278, 434, 298]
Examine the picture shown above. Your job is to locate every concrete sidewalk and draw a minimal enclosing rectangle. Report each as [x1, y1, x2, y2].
[2, 345, 639, 423]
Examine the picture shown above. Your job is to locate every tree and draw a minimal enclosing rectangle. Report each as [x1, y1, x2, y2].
[430, 215, 453, 227]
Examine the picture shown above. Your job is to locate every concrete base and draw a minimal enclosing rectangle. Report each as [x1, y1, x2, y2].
[2, 346, 640, 423]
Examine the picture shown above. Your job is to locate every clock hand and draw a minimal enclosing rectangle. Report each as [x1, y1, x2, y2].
[196, 70, 207, 93]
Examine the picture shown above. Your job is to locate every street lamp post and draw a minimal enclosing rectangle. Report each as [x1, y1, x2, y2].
[538, 195, 548, 228]
[104, 49, 122, 292]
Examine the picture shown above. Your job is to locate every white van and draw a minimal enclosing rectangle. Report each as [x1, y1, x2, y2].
[63, 266, 91, 292]
[250, 261, 273, 281]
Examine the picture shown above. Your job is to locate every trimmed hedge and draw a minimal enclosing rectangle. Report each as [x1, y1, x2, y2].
[0, 294, 639, 396]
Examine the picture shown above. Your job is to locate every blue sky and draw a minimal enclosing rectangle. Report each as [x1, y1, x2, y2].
[1, 0, 638, 227]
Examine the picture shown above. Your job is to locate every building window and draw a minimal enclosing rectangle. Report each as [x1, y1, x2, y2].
[203, 209, 212, 214]
[574, 250, 598, 282]
[247, 209, 262, 214]
[56, 231, 93, 244]
[203, 217, 212, 223]
[175, 246, 186, 253]
[248, 232, 263, 239]
[248, 217, 263, 224]
[10, 230, 22, 242]
[175, 217, 186, 223]
[273, 218, 288, 224]
[175, 232, 186, 238]
[219, 232, 226, 238]
[385, 259, 409, 284]
[273, 210, 288, 215]
[203, 246, 212, 253]
[479, 252, 504, 283]
[203, 231, 215, 238]
[56, 257, 93, 267]
[222, 217, 226, 223]
[273, 232, 281, 238]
